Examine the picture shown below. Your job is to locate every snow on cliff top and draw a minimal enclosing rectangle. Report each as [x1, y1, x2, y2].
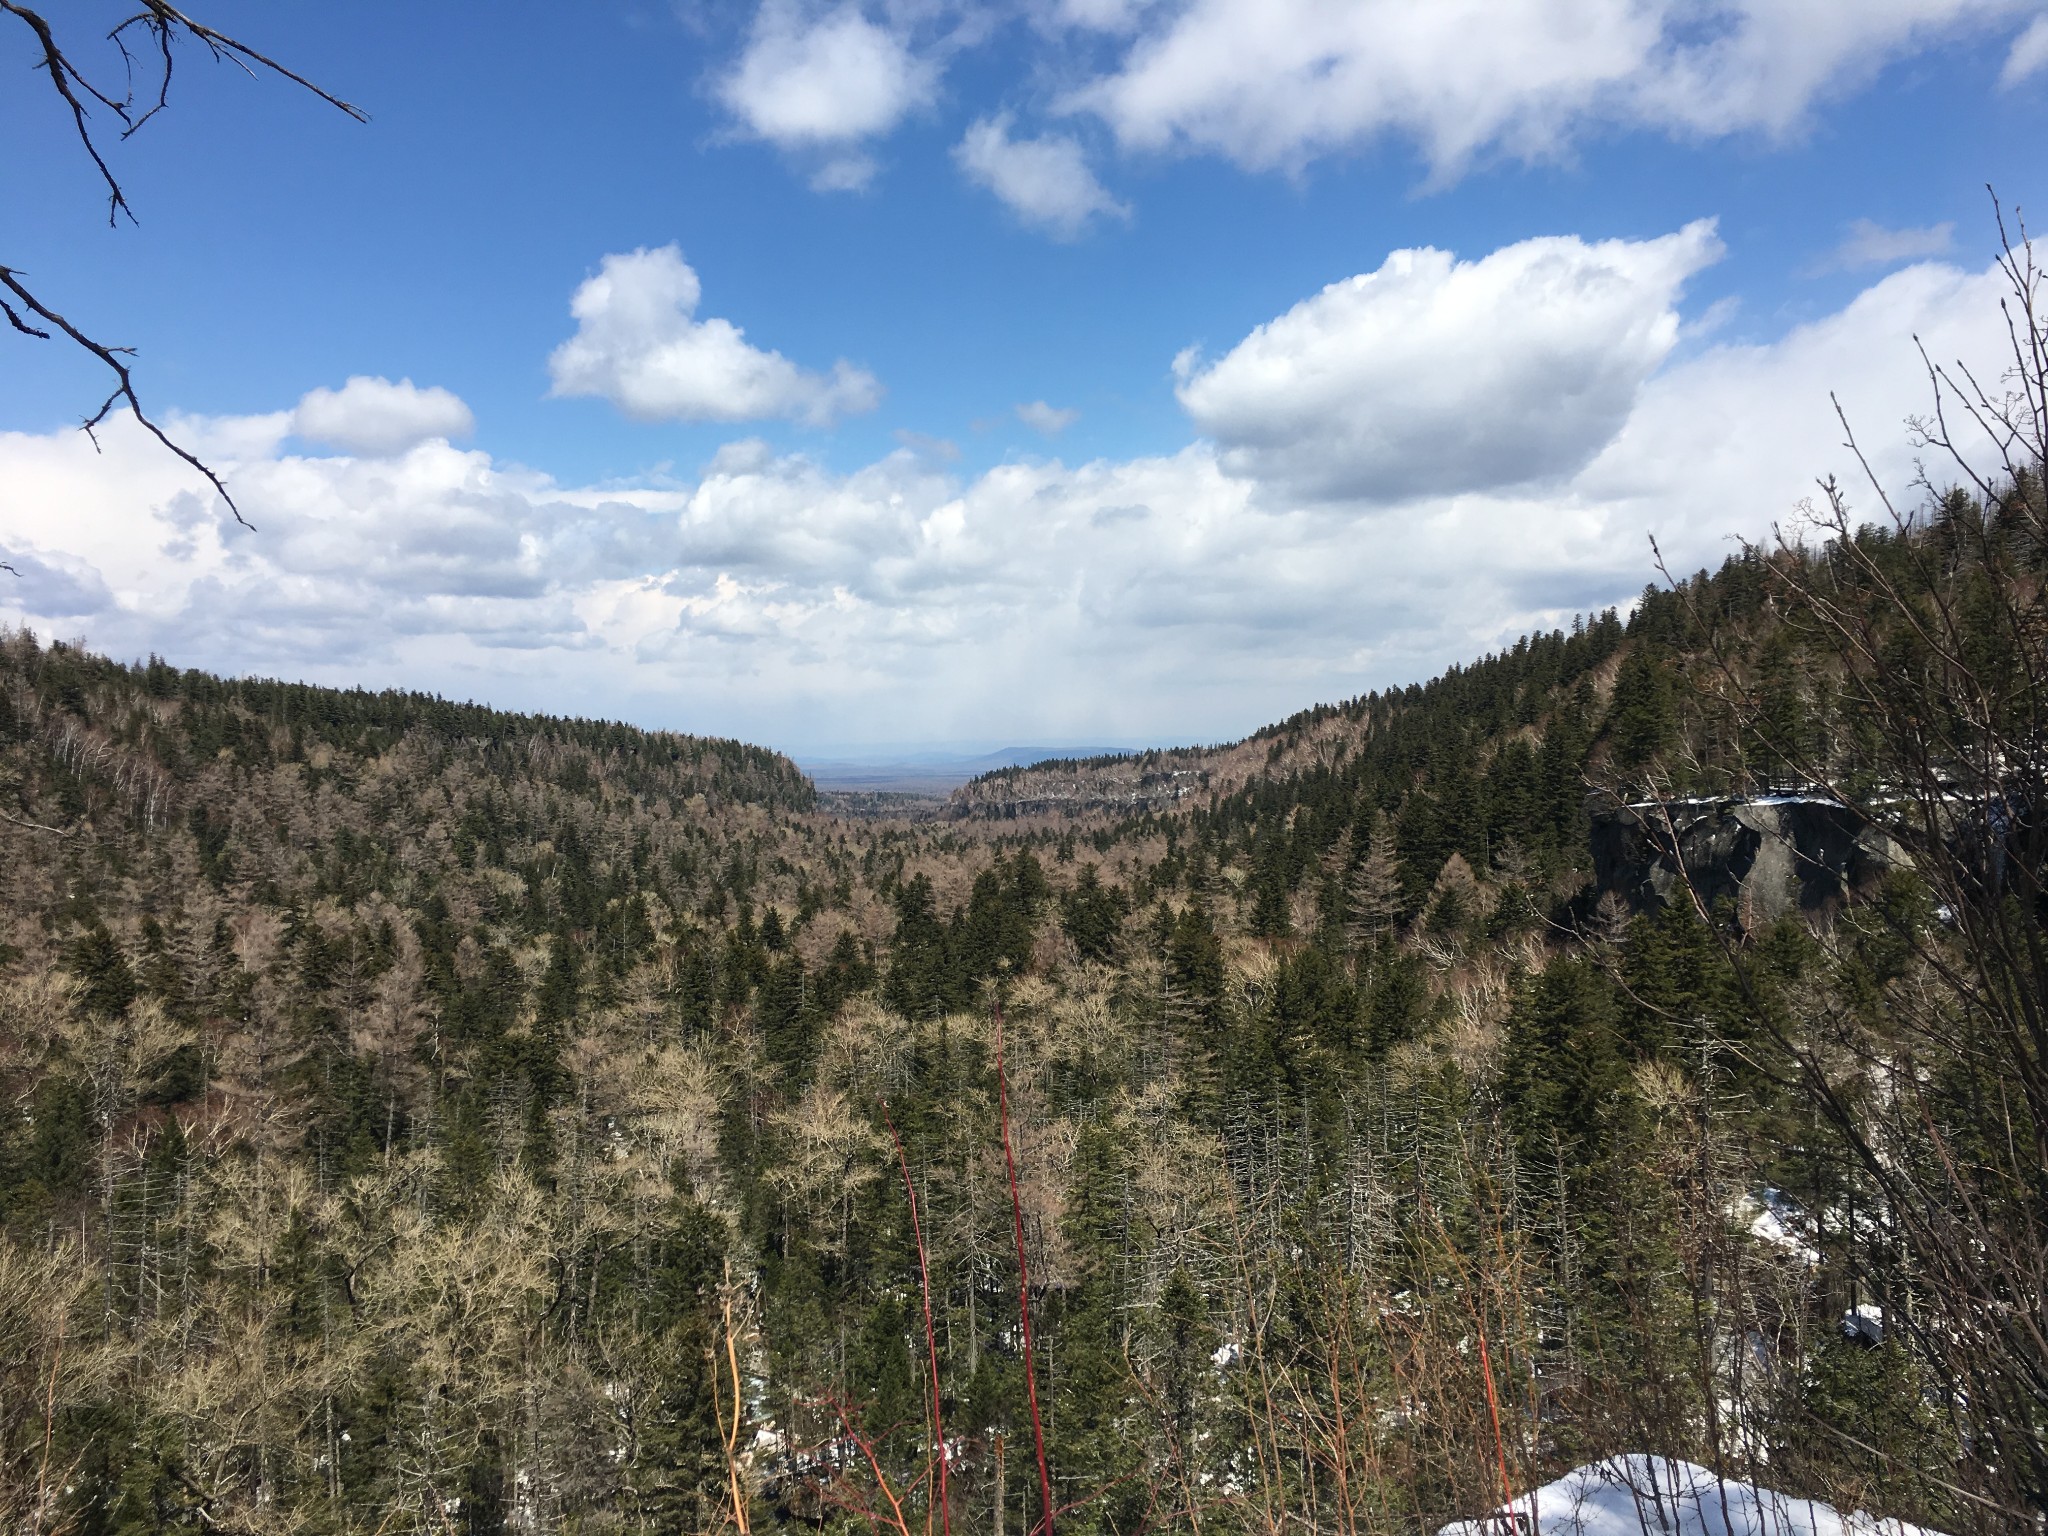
[1438, 1456, 1944, 1536]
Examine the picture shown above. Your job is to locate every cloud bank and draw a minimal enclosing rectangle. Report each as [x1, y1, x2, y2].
[705, 0, 2044, 237]
[0, 234, 2014, 750]
[1068, 0, 2040, 177]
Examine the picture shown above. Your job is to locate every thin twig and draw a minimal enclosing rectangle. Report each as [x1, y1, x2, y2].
[3, 1, 365, 525]
[0, 265, 252, 528]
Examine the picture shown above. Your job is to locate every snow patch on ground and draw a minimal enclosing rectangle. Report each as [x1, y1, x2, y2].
[1728, 1187, 1820, 1266]
[1437, 1455, 1944, 1536]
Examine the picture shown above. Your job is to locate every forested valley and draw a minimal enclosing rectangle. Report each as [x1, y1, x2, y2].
[3, 468, 2045, 1536]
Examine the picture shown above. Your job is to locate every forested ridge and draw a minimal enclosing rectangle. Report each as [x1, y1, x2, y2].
[3, 468, 2046, 1535]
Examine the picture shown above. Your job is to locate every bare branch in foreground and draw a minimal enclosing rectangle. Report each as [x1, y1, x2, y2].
[3, 1, 367, 537]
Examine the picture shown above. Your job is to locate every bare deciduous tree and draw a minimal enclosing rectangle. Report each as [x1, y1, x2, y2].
[1664, 194, 2048, 1522]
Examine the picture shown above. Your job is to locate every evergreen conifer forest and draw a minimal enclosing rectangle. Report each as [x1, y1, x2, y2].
[4, 443, 2045, 1534]
[10, 4, 2048, 1532]
[4, 72, 2048, 1512]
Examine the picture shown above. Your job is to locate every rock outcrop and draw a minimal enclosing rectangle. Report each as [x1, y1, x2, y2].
[948, 752, 1217, 819]
[1591, 794, 1904, 926]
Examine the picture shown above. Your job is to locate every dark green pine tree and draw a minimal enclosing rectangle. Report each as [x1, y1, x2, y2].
[813, 927, 875, 1018]
[720, 904, 767, 1011]
[68, 921, 138, 1018]
[1060, 865, 1126, 963]
[1166, 900, 1224, 1013]
[1748, 628, 1815, 786]
[675, 941, 720, 1037]
[135, 918, 205, 1104]
[1361, 955, 1417, 1063]
[958, 855, 1043, 983]
[4, 1072, 94, 1222]
[1049, 1121, 1146, 1536]
[758, 951, 815, 1082]
[202, 917, 248, 1019]
[1539, 686, 1596, 854]
[629, 1200, 733, 1533]
[1606, 646, 1678, 776]
[524, 924, 581, 1177]
[1150, 1268, 1216, 1476]
[1483, 737, 1543, 857]
[848, 1292, 924, 1473]
[137, 916, 192, 1023]
[1775, 1331, 1958, 1529]
[1434, 753, 1488, 870]
[1499, 957, 1629, 1188]
[1394, 793, 1449, 917]
[1248, 822, 1293, 939]
[1616, 900, 1736, 1062]
[884, 873, 955, 1018]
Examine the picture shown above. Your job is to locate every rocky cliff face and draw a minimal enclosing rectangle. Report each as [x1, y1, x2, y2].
[1591, 794, 1903, 926]
[945, 711, 1377, 820]
[947, 757, 1210, 818]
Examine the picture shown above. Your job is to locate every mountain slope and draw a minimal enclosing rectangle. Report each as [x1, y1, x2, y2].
[2, 472, 2042, 1535]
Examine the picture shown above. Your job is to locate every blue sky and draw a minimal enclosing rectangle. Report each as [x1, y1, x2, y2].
[4, 0, 2046, 753]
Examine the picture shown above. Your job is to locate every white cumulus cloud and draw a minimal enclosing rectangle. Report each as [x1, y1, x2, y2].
[292, 376, 474, 457]
[548, 246, 882, 427]
[1176, 221, 1723, 503]
[955, 115, 1129, 238]
[0, 235, 2019, 751]
[719, 1, 935, 174]
[1068, 0, 2040, 179]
